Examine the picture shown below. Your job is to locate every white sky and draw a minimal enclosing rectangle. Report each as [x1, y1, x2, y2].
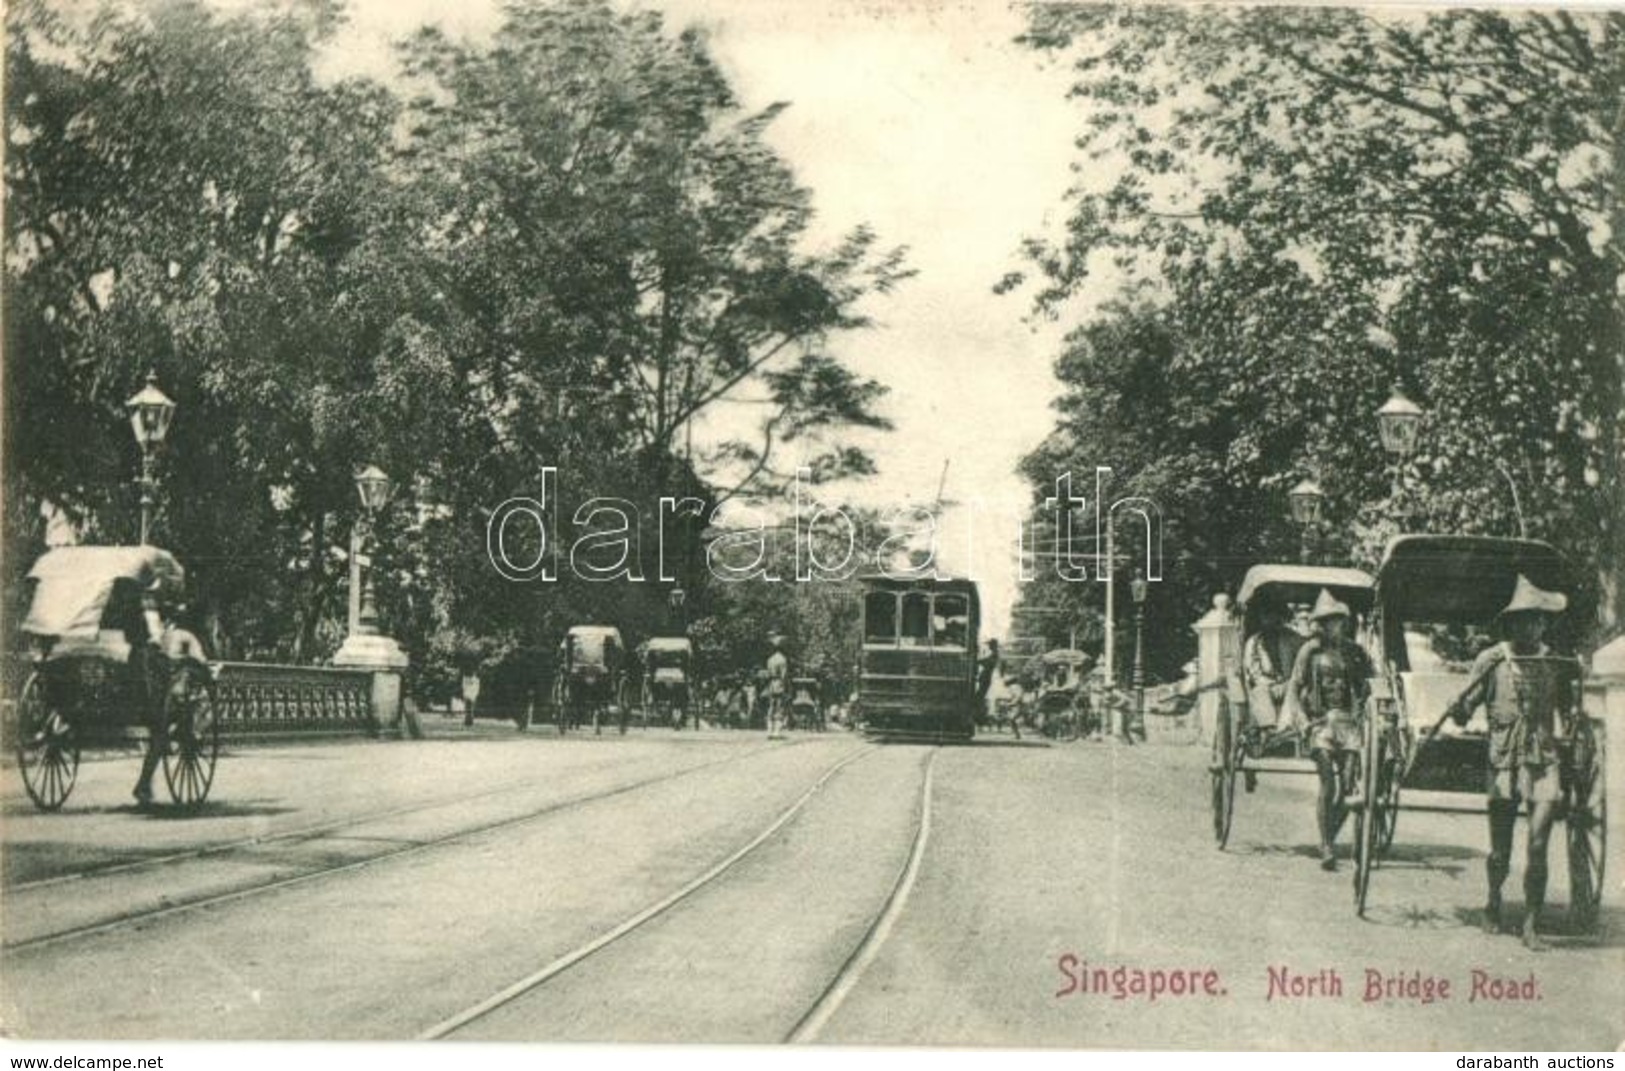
[325, 0, 1085, 635]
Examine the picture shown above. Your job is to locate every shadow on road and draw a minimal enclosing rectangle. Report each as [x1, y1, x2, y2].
[132, 799, 297, 821]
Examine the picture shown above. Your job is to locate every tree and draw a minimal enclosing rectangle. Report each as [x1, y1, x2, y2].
[1006, 7, 1623, 637]
[4, 0, 426, 660]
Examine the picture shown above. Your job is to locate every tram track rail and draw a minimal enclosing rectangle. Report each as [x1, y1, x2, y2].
[419, 743, 937, 1043]
[7, 750, 732, 894]
[3, 740, 796, 954]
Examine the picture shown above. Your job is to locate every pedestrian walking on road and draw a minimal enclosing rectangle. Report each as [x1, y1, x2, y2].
[765, 634, 789, 740]
[1444, 575, 1570, 950]
[976, 638, 1001, 726]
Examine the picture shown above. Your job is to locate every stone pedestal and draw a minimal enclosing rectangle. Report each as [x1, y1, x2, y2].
[334, 633, 409, 735]
[1193, 593, 1240, 745]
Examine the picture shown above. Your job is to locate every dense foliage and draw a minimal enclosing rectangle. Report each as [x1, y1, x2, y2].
[1005, 6, 1623, 667]
[3, 0, 909, 689]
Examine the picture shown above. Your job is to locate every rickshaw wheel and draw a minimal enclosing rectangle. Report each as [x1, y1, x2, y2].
[1353, 713, 1382, 918]
[1375, 727, 1407, 856]
[1210, 693, 1237, 848]
[1565, 718, 1605, 932]
[17, 672, 79, 812]
[163, 667, 219, 809]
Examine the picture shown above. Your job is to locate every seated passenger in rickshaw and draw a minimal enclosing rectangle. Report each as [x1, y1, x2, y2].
[1242, 601, 1304, 735]
[1288, 590, 1373, 872]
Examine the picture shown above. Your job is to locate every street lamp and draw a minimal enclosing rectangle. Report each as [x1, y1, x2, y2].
[1288, 477, 1325, 564]
[125, 371, 175, 545]
[1129, 568, 1148, 743]
[1377, 384, 1424, 531]
[350, 465, 392, 637]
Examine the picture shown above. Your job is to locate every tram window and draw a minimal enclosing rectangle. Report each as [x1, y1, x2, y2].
[899, 593, 931, 647]
[864, 592, 898, 644]
[933, 594, 970, 649]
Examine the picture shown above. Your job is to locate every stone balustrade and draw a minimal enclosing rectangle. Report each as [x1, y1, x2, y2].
[210, 662, 377, 738]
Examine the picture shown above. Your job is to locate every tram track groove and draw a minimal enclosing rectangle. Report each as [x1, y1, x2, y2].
[418, 742, 878, 1041]
[3, 740, 796, 954]
[8, 752, 722, 894]
[785, 746, 937, 1043]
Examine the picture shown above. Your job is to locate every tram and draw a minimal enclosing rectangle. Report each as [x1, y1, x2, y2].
[852, 574, 980, 741]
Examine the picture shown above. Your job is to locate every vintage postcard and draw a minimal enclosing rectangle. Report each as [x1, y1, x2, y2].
[1, 0, 1621, 1053]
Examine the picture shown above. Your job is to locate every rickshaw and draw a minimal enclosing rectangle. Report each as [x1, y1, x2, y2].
[640, 637, 693, 729]
[1352, 535, 1604, 924]
[788, 676, 823, 731]
[1037, 648, 1091, 740]
[552, 625, 629, 735]
[1209, 564, 1377, 850]
[14, 546, 219, 811]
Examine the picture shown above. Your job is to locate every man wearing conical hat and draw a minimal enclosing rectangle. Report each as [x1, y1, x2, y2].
[1287, 588, 1374, 871]
[1445, 575, 1571, 951]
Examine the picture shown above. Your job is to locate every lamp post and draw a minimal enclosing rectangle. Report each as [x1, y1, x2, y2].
[335, 464, 408, 680]
[1377, 384, 1423, 529]
[125, 371, 175, 545]
[1288, 477, 1326, 564]
[1130, 568, 1148, 743]
[351, 465, 392, 636]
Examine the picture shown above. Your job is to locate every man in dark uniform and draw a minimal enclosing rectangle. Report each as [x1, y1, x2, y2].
[1445, 575, 1570, 950]
[976, 639, 1001, 726]
[1288, 589, 1373, 871]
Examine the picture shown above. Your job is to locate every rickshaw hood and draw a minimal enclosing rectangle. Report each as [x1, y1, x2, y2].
[23, 546, 185, 640]
[1376, 535, 1566, 624]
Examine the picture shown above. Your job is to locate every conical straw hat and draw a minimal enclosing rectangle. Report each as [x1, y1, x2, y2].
[1499, 574, 1566, 617]
[1309, 588, 1352, 622]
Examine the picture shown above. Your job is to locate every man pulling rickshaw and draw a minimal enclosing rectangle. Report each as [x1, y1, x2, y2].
[1288, 589, 1373, 872]
[1442, 575, 1571, 950]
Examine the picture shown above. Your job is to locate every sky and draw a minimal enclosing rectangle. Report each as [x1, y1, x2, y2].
[323, 0, 1086, 635]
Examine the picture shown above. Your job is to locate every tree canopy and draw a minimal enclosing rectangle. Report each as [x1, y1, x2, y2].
[4, 0, 910, 684]
[1005, 6, 1623, 661]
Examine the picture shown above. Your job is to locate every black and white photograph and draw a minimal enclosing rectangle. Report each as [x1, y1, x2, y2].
[1, 0, 1621, 1052]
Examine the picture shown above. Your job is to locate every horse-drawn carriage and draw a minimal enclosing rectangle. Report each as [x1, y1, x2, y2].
[553, 625, 630, 734]
[14, 546, 219, 811]
[640, 636, 694, 729]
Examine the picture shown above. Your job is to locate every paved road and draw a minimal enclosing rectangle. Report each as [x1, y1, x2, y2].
[2, 722, 1620, 1047]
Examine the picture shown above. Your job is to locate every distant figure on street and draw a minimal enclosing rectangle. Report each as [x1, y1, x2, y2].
[976, 639, 1001, 724]
[765, 634, 790, 740]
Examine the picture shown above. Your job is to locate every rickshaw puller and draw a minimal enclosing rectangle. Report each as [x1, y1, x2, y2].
[1444, 576, 1568, 951]
[134, 592, 209, 807]
[1289, 589, 1373, 872]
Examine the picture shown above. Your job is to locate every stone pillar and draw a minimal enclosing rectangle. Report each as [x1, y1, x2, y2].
[1193, 593, 1240, 745]
[1587, 634, 1625, 879]
[334, 636, 409, 736]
